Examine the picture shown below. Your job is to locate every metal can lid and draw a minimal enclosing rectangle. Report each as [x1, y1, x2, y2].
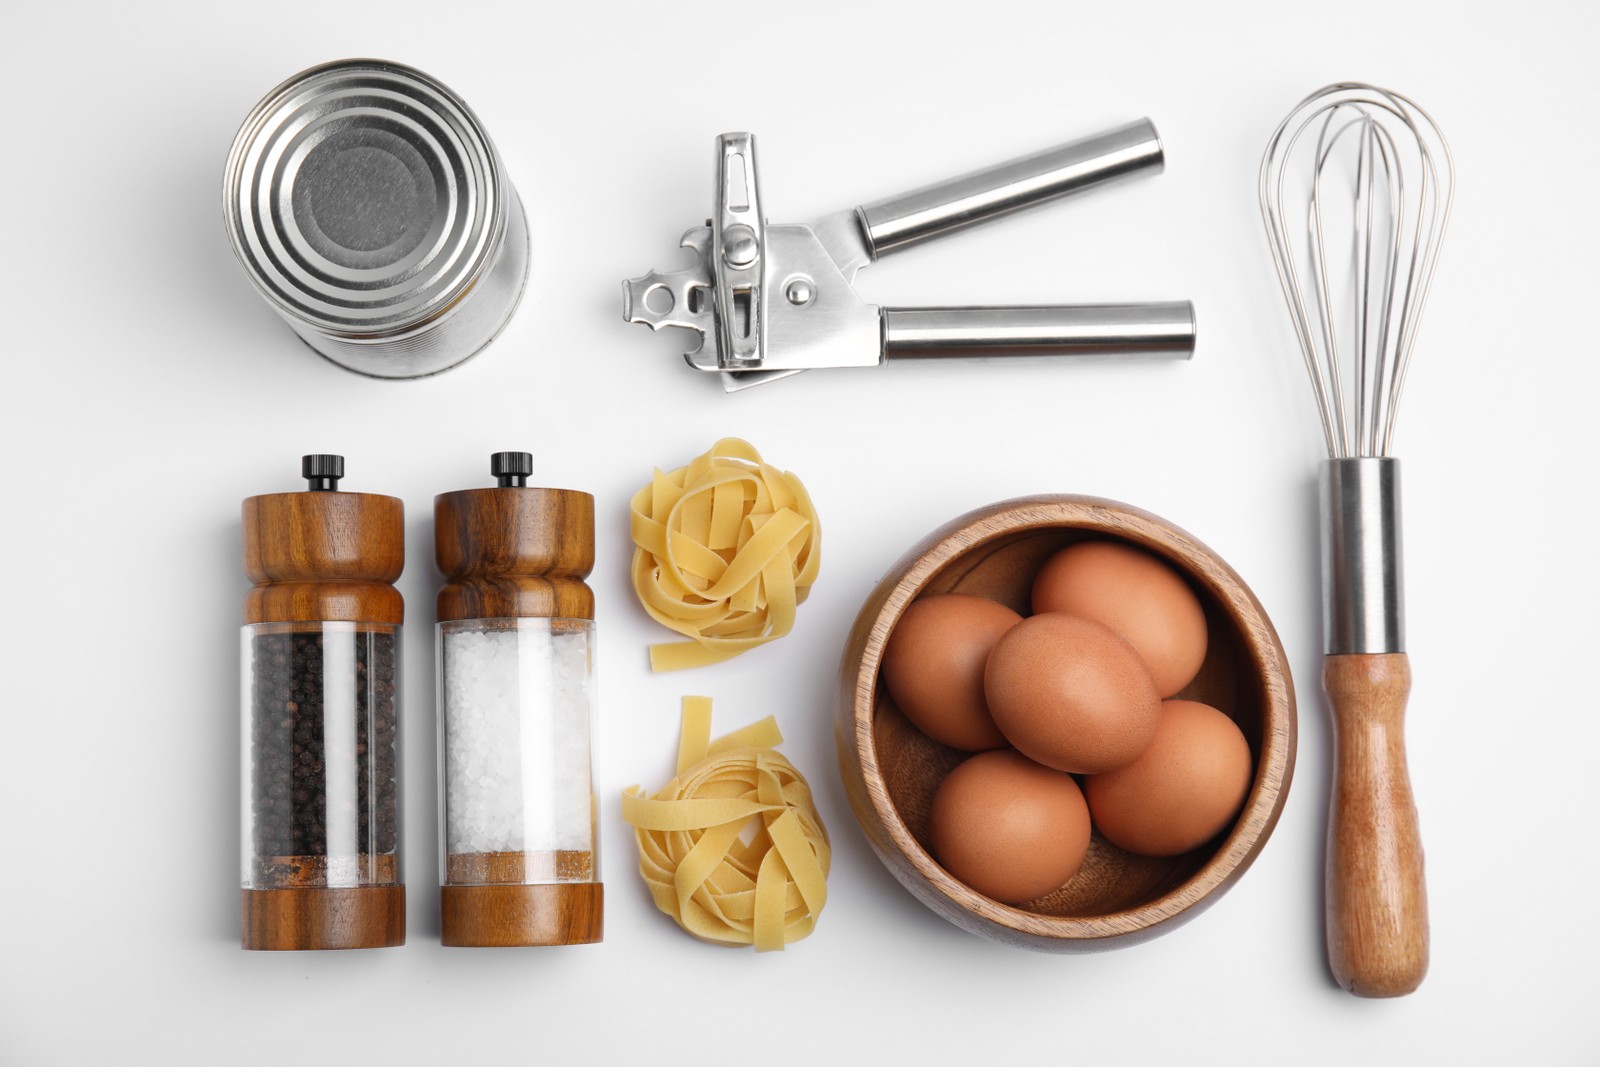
[224, 59, 508, 338]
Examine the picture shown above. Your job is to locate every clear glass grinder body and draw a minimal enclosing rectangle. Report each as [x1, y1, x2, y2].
[438, 618, 597, 883]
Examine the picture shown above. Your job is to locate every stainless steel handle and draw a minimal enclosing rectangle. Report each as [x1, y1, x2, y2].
[856, 119, 1165, 258]
[712, 133, 766, 367]
[881, 303, 1195, 361]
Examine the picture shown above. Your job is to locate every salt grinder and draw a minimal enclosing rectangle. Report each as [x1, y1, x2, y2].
[435, 453, 603, 946]
[240, 455, 405, 950]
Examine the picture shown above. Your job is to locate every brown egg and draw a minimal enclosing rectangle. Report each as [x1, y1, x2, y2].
[881, 594, 1020, 751]
[928, 749, 1091, 904]
[1084, 699, 1254, 857]
[984, 613, 1161, 774]
[1031, 541, 1209, 698]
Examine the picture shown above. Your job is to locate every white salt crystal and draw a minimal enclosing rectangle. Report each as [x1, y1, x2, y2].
[440, 621, 595, 863]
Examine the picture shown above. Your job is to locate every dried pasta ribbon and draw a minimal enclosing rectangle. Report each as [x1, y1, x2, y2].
[621, 696, 831, 951]
[630, 438, 820, 671]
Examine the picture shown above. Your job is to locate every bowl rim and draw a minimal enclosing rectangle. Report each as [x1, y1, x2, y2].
[843, 494, 1297, 946]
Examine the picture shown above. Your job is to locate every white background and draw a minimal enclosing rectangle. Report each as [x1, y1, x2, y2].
[2, 1, 1595, 1063]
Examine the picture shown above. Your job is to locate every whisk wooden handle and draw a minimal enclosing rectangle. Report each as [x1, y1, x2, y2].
[1324, 652, 1428, 997]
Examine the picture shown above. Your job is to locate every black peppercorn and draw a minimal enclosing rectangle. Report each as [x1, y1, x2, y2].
[249, 629, 399, 885]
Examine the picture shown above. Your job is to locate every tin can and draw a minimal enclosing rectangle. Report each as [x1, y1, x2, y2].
[224, 60, 528, 379]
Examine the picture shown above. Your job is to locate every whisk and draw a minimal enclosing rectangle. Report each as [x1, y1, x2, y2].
[1259, 83, 1453, 998]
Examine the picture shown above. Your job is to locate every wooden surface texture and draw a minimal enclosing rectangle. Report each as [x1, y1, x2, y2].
[1323, 652, 1428, 996]
[440, 883, 604, 947]
[240, 885, 405, 951]
[435, 487, 595, 622]
[242, 491, 405, 625]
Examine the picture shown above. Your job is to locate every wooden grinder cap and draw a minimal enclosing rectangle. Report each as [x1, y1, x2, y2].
[239, 455, 406, 950]
[435, 451, 596, 623]
[242, 454, 405, 626]
[434, 452, 602, 947]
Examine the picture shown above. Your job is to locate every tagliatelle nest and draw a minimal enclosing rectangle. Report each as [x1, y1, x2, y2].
[621, 697, 830, 951]
[630, 438, 820, 671]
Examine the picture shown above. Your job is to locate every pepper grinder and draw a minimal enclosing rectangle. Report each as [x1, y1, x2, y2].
[240, 455, 405, 950]
[435, 452, 603, 946]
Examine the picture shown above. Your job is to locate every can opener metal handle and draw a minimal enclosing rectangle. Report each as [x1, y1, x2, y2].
[623, 120, 1197, 391]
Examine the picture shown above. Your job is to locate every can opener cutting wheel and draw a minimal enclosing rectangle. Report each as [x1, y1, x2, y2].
[623, 121, 1196, 391]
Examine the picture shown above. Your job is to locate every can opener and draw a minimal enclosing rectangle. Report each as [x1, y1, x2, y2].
[622, 120, 1196, 391]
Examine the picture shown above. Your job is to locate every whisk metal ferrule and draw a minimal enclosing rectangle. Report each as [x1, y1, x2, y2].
[1320, 457, 1405, 655]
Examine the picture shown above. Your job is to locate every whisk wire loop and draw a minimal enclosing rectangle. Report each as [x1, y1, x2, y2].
[1260, 82, 1454, 459]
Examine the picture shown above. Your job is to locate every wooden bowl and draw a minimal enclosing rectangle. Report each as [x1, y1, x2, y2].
[836, 496, 1296, 951]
